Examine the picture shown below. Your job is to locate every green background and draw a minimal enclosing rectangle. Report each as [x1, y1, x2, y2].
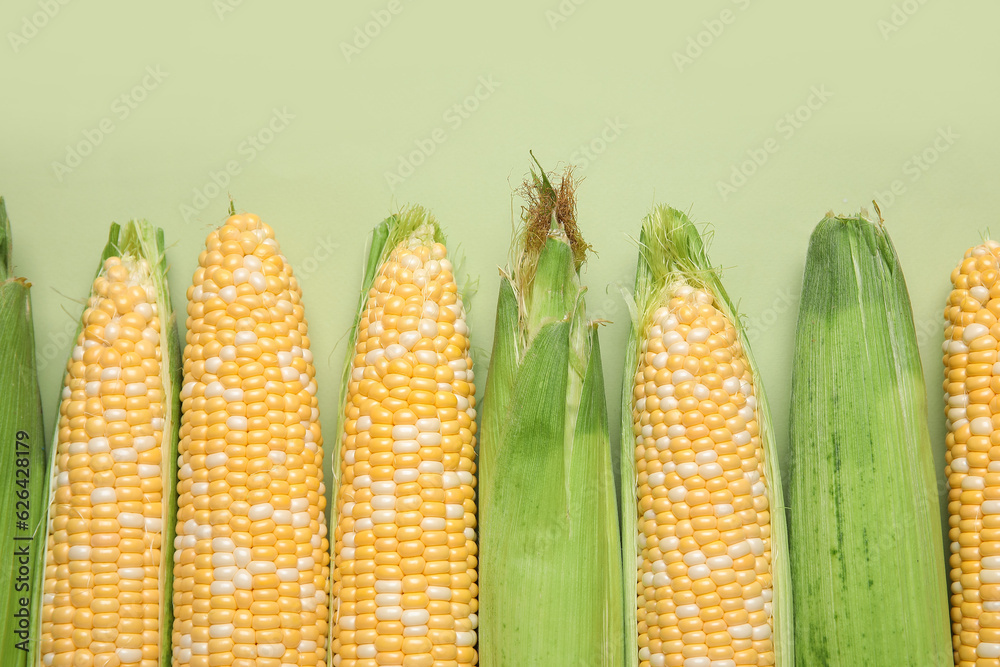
[1, 0, 997, 521]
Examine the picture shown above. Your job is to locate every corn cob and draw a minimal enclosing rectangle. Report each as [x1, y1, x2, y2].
[171, 211, 329, 667]
[619, 207, 790, 667]
[789, 211, 951, 665]
[0, 199, 47, 667]
[39, 219, 180, 667]
[479, 163, 623, 666]
[329, 207, 479, 667]
[944, 239, 1000, 666]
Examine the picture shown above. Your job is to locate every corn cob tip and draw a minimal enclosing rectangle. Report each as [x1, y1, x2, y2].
[335, 204, 453, 461]
[351, 206, 449, 318]
[638, 206, 712, 286]
[511, 162, 595, 349]
[385, 205, 445, 246]
[635, 207, 731, 343]
[97, 219, 168, 277]
[810, 209, 907, 283]
[511, 158, 591, 345]
[90, 221, 169, 304]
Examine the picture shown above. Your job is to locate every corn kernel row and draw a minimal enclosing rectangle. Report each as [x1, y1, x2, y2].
[331, 226, 479, 667]
[42, 254, 166, 667]
[945, 240, 1000, 666]
[632, 285, 773, 667]
[172, 214, 330, 667]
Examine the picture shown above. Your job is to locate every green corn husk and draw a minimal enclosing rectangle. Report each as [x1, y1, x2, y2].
[789, 211, 951, 666]
[37, 220, 180, 666]
[479, 162, 624, 666]
[0, 199, 46, 667]
[619, 206, 792, 666]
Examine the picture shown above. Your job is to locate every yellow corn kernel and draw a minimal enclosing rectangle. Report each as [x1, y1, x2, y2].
[172, 213, 329, 667]
[632, 284, 773, 667]
[945, 239, 1000, 667]
[331, 223, 478, 667]
[42, 253, 165, 667]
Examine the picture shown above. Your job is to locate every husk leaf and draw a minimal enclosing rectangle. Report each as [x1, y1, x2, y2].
[0, 198, 46, 667]
[789, 212, 951, 665]
[479, 161, 623, 666]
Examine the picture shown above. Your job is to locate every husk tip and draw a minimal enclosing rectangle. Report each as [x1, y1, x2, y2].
[517, 156, 589, 274]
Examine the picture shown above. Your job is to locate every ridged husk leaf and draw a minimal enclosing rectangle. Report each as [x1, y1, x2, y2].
[0, 198, 46, 667]
[479, 162, 624, 666]
[789, 212, 951, 665]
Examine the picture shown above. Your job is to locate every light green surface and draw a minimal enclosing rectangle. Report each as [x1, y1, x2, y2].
[1, 1, 997, 521]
